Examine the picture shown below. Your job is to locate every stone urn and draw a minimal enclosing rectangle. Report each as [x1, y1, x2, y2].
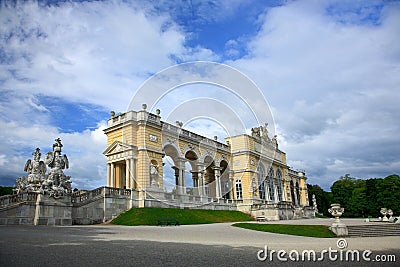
[328, 203, 344, 223]
[388, 209, 394, 222]
[381, 208, 389, 222]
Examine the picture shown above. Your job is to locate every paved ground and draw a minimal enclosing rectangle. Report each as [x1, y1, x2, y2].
[0, 219, 399, 266]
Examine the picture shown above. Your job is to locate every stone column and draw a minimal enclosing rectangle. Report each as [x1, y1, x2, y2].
[178, 158, 186, 195]
[110, 163, 115, 188]
[229, 170, 234, 200]
[107, 163, 111, 187]
[172, 166, 180, 194]
[213, 167, 222, 199]
[125, 159, 130, 189]
[130, 159, 135, 189]
[191, 171, 199, 196]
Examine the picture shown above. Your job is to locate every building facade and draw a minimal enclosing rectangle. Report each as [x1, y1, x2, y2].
[103, 105, 312, 219]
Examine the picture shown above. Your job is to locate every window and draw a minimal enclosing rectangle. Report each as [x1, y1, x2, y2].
[257, 165, 266, 200]
[276, 169, 283, 201]
[235, 179, 243, 199]
[267, 168, 275, 202]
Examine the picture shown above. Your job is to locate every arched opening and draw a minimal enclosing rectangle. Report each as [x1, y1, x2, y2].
[220, 160, 230, 199]
[290, 180, 296, 205]
[257, 163, 266, 200]
[267, 168, 275, 202]
[163, 144, 180, 194]
[184, 150, 198, 196]
[276, 169, 284, 202]
[204, 155, 215, 197]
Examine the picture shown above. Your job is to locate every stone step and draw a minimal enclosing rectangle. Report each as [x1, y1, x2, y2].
[347, 224, 400, 237]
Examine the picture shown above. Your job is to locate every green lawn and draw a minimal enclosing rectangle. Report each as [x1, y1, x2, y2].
[232, 223, 336, 238]
[111, 207, 254, 226]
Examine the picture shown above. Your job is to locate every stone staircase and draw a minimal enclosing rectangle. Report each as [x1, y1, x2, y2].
[347, 224, 400, 237]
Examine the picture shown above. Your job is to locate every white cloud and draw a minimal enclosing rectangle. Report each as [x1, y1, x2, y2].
[0, 0, 190, 111]
[229, 1, 400, 189]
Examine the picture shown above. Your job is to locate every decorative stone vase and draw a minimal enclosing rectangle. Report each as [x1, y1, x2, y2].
[388, 209, 394, 222]
[328, 203, 344, 223]
[381, 208, 389, 222]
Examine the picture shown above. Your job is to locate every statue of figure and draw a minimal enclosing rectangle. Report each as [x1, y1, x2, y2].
[42, 138, 72, 196]
[24, 148, 46, 183]
[13, 138, 73, 198]
[251, 127, 261, 137]
[272, 135, 278, 148]
[312, 194, 318, 214]
[261, 123, 269, 138]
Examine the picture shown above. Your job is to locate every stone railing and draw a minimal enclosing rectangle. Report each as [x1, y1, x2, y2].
[72, 186, 131, 205]
[0, 192, 38, 207]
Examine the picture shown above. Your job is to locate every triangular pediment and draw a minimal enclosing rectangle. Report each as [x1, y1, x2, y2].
[103, 141, 134, 156]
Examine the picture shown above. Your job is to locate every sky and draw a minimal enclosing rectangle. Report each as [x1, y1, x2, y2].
[0, 0, 399, 191]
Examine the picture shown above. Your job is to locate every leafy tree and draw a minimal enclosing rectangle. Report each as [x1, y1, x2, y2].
[329, 174, 400, 218]
[307, 184, 332, 216]
[375, 174, 400, 215]
[365, 178, 380, 217]
[330, 174, 357, 217]
[0, 186, 13, 196]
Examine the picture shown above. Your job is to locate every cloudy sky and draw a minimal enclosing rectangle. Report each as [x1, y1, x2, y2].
[0, 0, 399, 191]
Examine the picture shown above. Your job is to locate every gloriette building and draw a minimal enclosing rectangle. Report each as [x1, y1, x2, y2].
[103, 104, 312, 220]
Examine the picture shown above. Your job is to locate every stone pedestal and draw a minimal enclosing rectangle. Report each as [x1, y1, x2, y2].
[330, 222, 348, 237]
[33, 194, 72, 226]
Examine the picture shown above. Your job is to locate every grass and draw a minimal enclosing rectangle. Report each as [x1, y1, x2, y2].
[232, 223, 336, 238]
[111, 207, 254, 226]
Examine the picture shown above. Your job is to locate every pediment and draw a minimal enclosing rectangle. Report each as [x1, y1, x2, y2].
[103, 141, 134, 156]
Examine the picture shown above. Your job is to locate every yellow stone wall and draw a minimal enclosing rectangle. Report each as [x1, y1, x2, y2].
[104, 110, 309, 207]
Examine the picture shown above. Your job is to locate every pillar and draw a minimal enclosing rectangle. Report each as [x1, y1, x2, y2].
[107, 163, 111, 186]
[213, 167, 222, 199]
[131, 159, 136, 189]
[229, 170, 234, 200]
[172, 166, 180, 194]
[191, 171, 199, 196]
[110, 163, 115, 187]
[125, 159, 130, 189]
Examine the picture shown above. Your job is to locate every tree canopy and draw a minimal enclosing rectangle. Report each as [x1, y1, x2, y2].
[309, 174, 400, 218]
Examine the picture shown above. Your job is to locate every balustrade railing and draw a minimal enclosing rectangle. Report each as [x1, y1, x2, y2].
[71, 186, 132, 204]
[0, 192, 38, 207]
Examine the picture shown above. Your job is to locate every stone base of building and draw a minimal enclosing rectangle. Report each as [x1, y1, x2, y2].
[0, 193, 72, 226]
[0, 186, 314, 225]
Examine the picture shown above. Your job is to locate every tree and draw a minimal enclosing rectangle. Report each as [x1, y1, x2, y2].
[307, 184, 332, 216]
[375, 174, 400, 215]
[0, 186, 13, 196]
[331, 174, 357, 217]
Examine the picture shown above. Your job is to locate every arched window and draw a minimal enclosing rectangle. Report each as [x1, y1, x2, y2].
[235, 179, 243, 200]
[295, 181, 300, 205]
[267, 168, 275, 202]
[257, 164, 266, 200]
[276, 169, 283, 201]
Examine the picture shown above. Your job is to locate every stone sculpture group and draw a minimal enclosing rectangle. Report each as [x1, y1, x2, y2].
[14, 138, 72, 198]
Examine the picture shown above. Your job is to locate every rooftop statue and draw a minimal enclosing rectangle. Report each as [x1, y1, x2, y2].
[14, 138, 72, 198]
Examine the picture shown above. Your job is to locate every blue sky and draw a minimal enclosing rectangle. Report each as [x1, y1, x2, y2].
[0, 0, 399, 190]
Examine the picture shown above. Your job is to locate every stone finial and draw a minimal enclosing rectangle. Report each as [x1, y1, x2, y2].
[156, 109, 161, 115]
[142, 103, 147, 110]
[110, 111, 115, 117]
